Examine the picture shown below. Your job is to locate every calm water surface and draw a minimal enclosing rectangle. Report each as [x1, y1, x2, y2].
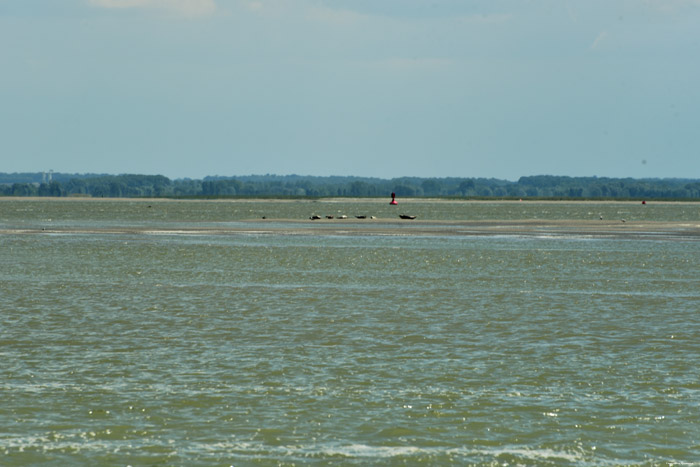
[1, 200, 699, 465]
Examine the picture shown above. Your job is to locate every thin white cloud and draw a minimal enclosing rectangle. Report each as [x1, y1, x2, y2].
[246, 1, 263, 12]
[305, 5, 369, 25]
[590, 31, 608, 50]
[642, 0, 700, 14]
[87, 0, 217, 18]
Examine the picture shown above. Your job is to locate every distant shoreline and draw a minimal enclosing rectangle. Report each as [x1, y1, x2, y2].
[2, 196, 700, 205]
[3, 173, 700, 200]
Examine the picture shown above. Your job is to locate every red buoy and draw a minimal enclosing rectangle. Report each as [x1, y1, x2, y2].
[390, 192, 398, 205]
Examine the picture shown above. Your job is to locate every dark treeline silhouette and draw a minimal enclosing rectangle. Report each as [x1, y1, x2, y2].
[1, 173, 699, 199]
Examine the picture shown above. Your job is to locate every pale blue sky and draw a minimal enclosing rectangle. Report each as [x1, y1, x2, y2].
[1, 0, 699, 180]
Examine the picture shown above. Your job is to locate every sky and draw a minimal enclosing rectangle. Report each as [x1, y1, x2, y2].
[1, 0, 699, 181]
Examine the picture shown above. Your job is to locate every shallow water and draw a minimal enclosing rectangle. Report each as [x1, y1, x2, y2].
[1, 199, 699, 465]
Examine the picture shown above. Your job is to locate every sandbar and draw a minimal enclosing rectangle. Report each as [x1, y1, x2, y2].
[2, 218, 699, 240]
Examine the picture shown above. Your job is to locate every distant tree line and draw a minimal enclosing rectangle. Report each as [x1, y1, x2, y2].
[1, 173, 699, 200]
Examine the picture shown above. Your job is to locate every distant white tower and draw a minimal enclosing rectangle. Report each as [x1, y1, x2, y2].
[48, 170, 53, 182]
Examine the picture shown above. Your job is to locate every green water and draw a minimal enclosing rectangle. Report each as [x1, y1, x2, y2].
[1, 200, 699, 465]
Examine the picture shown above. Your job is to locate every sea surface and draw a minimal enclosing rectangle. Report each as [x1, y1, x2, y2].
[1, 199, 699, 466]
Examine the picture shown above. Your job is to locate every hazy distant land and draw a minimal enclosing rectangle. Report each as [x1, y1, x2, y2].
[1, 172, 699, 200]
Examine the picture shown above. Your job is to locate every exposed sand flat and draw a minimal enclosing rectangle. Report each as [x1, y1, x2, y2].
[3, 218, 699, 240]
[2, 198, 698, 239]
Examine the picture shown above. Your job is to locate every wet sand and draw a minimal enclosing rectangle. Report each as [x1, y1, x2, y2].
[250, 218, 700, 239]
[4, 218, 699, 240]
[2, 198, 698, 239]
